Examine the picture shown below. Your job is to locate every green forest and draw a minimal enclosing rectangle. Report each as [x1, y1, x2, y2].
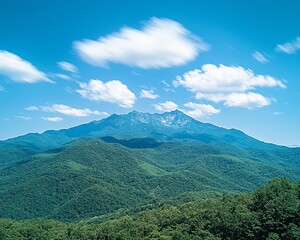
[0, 178, 299, 240]
[0, 138, 299, 222]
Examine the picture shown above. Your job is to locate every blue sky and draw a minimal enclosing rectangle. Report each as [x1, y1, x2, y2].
[0, 0, 299, 146]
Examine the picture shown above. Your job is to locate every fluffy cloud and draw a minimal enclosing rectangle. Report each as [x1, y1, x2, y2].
[182, 102, 220, 119]
[74, 17, 209, 69]
[223, 92, 271, 108]
[196, 93, 227, 103]
[140, 89, 159, 99]
[174, 64, 285, 109]
[57, 61, 78, 73]
[154, 101, 178, 112]
[252, 51, 269, 63]
[196, 92, 271, 109]
[41, 117, 63, 122]
[174, 64, 286, 93]
[276, 37, 300, 54]
[0, 50, 51, 83]
[77, 79, 136, 108]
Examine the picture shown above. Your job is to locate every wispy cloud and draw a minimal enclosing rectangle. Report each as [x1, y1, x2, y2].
[77, 79, 136, 108]
[55, 73, 71, 80]
[41, 117, 63, 122]
[274, 111, 283, 115]
[0, 50, 52, 83]
[26, 104, 107, 117]
[161, 80, 175, 92]
[57, 61, 78, 73]
[161, 80, 171, 87]
[42, 104, 106, 117]
[252, 51, 269, 63]
[74, 17, 209, 69]
[16, 116, 32, 120]
[25, 106, 39, 111]
[140, 89, 159, 99]
[154, 101, 178, 112]
[276, 37, 300, 54]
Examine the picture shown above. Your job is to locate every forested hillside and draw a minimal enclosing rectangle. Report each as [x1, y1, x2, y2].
[0, 138, 299, 221]
[0, 178, 298, 239]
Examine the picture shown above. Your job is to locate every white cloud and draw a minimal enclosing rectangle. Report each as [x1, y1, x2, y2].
[161, 80, 170, 87]
[163, 88, 176, 93]
[0, 85, 4, 91]
[0, 50, 52, 83]
[41, 104, 107, 117]
[56, 73, 71, 80]
[223, 92, 271, 109]
[17, 116, 31, 120]
[276, 37, 300, 54]
[196, 92, 271, 109]
[140, 89, 159, 99]
[25, 106, 39, 111]
[196, 93, 227, 103]
[252, 51, 269, 63]
[26, 104, 108, 117]
[274, 111, 283, 115]
[176, 64, 286, 110]
[182, 102, 220, 119]
[174, 64, 286, 93]
[42, 117, 63, 122]
[77, 79, 136, 108]
[74, 17, 209, 69]
[57, 61, 78, 73]
[154, 101, 178, 112]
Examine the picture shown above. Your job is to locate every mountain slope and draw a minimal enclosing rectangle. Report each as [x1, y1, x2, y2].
[0, 138, 298, 221]
[1, 110, 285, 156]
[0, 110, 298, 221]
[62, 110, 283, 150]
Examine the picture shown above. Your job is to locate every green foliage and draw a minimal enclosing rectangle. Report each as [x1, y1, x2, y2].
[0, 178, 298, 239]
[0, 138, 299, 221]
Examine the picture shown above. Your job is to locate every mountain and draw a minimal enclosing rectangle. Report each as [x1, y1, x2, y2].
[1, 110, 285, 152]
[61, 110, 284, 150]
[0, 110, 299, 221]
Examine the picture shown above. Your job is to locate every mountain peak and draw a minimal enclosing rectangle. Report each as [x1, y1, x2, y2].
[128, 110, 139, 114]
[126, 109, 189, 118]
[165, 109, 190, 118]
[169, 109, 184, 114]
[2, 109, 283, 151]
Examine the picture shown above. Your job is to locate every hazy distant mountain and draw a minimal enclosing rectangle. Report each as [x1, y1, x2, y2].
[1, 110, 286, 151]
[61, 110, 283, 150]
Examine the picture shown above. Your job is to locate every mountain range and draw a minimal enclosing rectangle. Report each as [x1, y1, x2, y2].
[0, 110, 299, 221]
[1, 110, 285, 151]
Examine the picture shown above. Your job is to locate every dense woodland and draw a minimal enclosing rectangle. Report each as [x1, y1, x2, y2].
[0, 178, 299, 240]
[0, 138, 299, 221]
[0, 112, 299, 239]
